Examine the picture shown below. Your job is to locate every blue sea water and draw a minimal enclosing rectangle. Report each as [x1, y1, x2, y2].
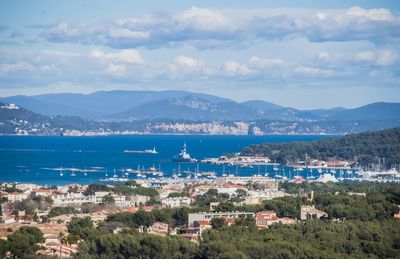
[0, 135, 333, 185]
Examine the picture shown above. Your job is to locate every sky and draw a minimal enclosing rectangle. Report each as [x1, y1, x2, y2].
[0, 0, 399, 109]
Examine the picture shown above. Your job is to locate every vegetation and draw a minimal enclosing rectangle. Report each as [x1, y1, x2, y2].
[3, 186, 23, 193]
[73, 217, 400, 259]
[199, 220, 400, 258]
[0, 227, 45, 257]
[130, 186, 159, 198]
[83, 184, 111, 196]
[13, 196, 53, 216]
[242, 127, 400, 167]
[48, 206, 79, 218]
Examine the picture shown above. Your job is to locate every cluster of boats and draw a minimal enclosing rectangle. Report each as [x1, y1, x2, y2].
[43, 143, 400, 183]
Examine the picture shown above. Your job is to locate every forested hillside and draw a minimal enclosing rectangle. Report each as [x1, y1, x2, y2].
[242, 127, 400, 167]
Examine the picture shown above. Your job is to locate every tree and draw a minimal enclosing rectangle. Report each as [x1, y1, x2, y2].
[7, 227, 44, 257]
[210, 217, 227, 229]
[67, 217, 94, 238]
[0, 239, 9, 258]
[83, 184, 110, 196]
[58, 232, 67, 259]
[216, 202, 235, 212]
[102, 194, 115, 204]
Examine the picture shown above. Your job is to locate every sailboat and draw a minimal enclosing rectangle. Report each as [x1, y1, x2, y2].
[71, 165, 76, 176]
[113, 169, 118, 178]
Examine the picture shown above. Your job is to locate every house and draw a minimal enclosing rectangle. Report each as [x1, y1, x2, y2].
[255, 210, 295, 228]
[161, 196, 192, 208]
[32, 189, 58, 197]
[188, 211, 254, 227]
[1, 191, 29, 202]
[147, 222, 172, 236]
[48, 210, 109, 224]
[216, 176, 278, 191]
[193, 220, 212, 234]
[300, 206, 328, 220]
[216, 183, 248, 197]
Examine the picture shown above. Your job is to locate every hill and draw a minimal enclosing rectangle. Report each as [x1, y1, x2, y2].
[327, 102, 400, 121]
[114, 95, 260, 121]
[2, 91, 400, 123]
[0, 90, 232, 119]
[242, 127, 400, 167]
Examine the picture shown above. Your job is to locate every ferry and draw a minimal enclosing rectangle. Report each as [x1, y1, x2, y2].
[124, 147, 158, 154]
[172, 143, 195, 162]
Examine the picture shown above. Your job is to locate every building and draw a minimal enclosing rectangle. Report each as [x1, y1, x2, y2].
[147, 222, 174, 236]
[326, 160, 349, 168]
[48, 210, 109, 224]
[1, 191, 29, 202]
[188, 211, 254, 227]
[52, 192, 95, 206]
[193, 220, 212, 234]
[216, 176, 278, 190]
[161, 196, 192, 208]
[255, 211, 295, 228]
[300, 206, 328, 220]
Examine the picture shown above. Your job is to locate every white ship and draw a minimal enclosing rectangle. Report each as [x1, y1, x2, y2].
[124, 147, 158, 154]
[172, 143, 195, 162]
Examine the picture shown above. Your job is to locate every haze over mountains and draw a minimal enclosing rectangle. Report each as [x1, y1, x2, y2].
[2, 90, 399, 122]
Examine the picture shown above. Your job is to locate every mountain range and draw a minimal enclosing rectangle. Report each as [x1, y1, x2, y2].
[2, 90, 400, 122]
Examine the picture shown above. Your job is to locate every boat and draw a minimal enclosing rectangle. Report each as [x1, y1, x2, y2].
[172, 143, 195, 162]
[124, 147, 158, 154]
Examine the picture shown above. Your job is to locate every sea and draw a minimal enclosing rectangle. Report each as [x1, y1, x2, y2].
[0, 135, 334, 185]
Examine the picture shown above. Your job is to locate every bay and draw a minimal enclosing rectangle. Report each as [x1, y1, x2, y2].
[0, 135, 332, 185]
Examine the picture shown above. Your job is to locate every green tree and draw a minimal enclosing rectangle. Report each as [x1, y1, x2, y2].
[102, 194, 115, 204]
[210, 217, 227, 229]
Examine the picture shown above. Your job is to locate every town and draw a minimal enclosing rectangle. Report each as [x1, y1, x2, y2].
[1, 174, 400, 257]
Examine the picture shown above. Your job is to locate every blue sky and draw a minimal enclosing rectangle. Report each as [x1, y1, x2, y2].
[0, 0, 399, 109]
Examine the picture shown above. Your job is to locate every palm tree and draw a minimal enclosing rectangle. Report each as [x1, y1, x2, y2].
[58, 231, 67, 259]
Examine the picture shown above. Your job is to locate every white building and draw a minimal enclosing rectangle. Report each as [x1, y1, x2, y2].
[188, 211, 254, 226]
[216, 176, 278, 190]
[161, 196, 192, 208]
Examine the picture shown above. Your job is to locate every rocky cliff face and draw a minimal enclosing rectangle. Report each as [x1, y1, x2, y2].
[151, 121, 249, 135]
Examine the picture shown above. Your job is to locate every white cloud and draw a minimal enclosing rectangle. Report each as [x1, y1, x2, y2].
[91, 48, 142, 64]
[105, 64, 127, 76]
[174, 55, 200, 67]
[41, 50, 80, 57]
[294, 65, 333, 77]
[318, 52, 330, 61]
[376, 50, 397, 66]
[108, 28, 149, 39]
[248, 56, 284, 69]
[223, 61, 253, 76]
[42, 6, 400, 49]
[173, 7, 235, 32]
[355, 50, 397, 66]
[0, 62, 34, 74]
[346, 6, 394, 21]
[355, 51, 375, 62]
